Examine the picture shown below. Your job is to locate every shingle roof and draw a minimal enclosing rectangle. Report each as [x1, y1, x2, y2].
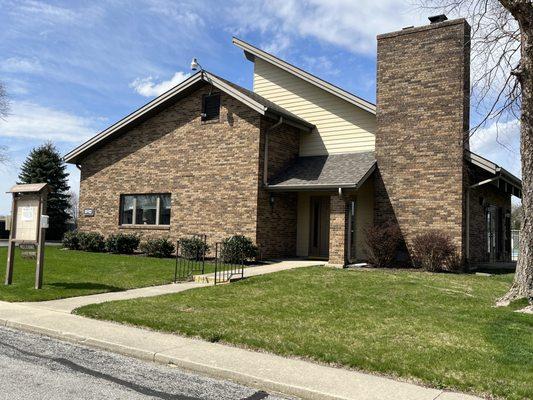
[269, 152, 376, 190]
[211, 73, 312, 126]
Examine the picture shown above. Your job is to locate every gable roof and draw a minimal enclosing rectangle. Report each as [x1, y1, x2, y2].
[268, 152, 376, 191]
[232, 37, 376, 115]
[64, 71, 314, 164]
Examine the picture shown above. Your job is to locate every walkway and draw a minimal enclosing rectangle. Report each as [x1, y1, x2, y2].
[4, 259, 482, 400]
[26, 259, 324, 313]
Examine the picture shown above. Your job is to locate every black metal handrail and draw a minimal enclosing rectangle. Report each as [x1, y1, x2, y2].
[214, 242, 244, 285]
[174, 234, 207, 282]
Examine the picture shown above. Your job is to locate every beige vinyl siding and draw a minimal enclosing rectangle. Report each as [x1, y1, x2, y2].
[254, 58, 376, 156]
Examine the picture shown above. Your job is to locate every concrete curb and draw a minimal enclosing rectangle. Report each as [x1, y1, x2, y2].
[0, 312, 483, 400]
[0, 316, 346, 400]
[0, 315, 338, 400]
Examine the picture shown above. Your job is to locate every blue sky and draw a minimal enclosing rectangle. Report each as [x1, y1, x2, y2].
[0, 0, 522, 214]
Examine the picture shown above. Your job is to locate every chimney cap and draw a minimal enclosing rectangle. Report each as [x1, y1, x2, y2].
[429, 14, 448, 24]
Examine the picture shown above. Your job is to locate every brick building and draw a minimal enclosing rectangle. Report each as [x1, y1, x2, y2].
[65, 16, 522, 267]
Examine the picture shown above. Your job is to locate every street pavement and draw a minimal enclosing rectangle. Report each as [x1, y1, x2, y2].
[0, 325, 291, 400]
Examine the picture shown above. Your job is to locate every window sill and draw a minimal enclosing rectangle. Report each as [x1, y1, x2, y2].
[119, 224, 170, 230]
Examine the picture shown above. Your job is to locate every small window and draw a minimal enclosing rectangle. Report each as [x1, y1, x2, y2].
[202, 93, 220, 122]
[120, 194, 171, 226]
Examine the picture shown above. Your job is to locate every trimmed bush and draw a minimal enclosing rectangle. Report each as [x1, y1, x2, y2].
[141, 238, 175, 258]
[364, 223, 402, 268]
[220, 235, 258, 264]
[105, 233, 140, 254]
[62, 231, 81, 250]
[179, 237, 209, 260]
[78, 232, 105, 252]
[411, 230, 459, 272]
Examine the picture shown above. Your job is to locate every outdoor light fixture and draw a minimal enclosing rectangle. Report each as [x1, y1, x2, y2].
[190, 57, 202, 71]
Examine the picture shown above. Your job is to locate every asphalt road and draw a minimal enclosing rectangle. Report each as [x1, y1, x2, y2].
[0, 326, 293, 400]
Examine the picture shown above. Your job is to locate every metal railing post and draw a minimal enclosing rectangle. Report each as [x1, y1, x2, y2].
[174, 240, 180, 283]
[214, 242, 219, 285]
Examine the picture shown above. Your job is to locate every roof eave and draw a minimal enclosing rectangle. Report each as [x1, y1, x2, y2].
[64, 72, 205, 164]
[466, 150, 522, 197]
[65, 71, 313, 164]
[267, 161, 376, 192]
[232, 37, 377, 115]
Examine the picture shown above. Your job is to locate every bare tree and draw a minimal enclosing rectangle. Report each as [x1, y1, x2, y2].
[0, 81, 10, 165]
[68, 190, 79, 228]
[0, 81, 8, 119]
[420, 0, 532, 305]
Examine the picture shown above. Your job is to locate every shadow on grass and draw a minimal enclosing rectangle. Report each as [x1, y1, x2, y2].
[47, 282, 124, 292]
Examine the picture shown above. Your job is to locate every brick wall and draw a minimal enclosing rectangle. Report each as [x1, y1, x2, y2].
[467, 165, 512, 263]
[328, 195, 347, 266]
[375, 19, 471, 260]
[78, 85, 263, 253]
[256, 118, 300, 259]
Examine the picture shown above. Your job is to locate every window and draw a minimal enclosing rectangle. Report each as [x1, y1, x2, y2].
[201, 93, 220, 122]
[120, 194, 171, 226]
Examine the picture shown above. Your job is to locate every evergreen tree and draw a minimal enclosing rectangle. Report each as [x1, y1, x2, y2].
[19, 142, 70, 240]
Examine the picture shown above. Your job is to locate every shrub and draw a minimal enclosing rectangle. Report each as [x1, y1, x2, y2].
[364, 223, 403, 268]
[411, 230, 459, 272]
[62, 231, 81, 250]
[179, 237, 209, 260]
[105, 233, 140, 254]
[78, 232, 105, 252]
[220, 235, 258, 264]
[141, 238, 175, 258]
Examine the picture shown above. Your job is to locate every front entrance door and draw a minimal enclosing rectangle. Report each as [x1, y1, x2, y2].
[309, 196, 330, 258]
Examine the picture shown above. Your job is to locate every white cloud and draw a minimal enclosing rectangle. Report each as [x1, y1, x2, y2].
[228, 0, 425, 55]
[470, 119, 521, 178]
[130, 71, 191, 97]
[0, 101, 98, 142]
[0, 57, 42, 73]
[16, 0, 79, 23]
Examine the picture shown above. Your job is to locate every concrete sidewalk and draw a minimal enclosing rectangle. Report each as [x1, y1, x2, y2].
[0, 301, 482, 400]
[26, 259, 324, 313]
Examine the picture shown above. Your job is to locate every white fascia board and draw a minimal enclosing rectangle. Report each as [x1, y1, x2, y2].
[64, 72, 205, 163]
[232, 37, 377, 115]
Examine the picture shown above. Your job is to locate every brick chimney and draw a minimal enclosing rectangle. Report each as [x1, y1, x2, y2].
[375, 17, 471, 260]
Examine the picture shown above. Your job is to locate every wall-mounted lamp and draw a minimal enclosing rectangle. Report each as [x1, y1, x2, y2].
[190, 57, 202, 71]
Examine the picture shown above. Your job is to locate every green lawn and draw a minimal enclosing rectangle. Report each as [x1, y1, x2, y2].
[76, 267, 532, 400]
[0, 246, 213, 302]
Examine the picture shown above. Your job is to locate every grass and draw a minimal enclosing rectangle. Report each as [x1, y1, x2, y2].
[0, 246, 214, 302]
[76, 267, 533, 400]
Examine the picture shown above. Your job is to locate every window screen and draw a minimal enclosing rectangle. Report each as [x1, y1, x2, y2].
[202, 93, 220, 121]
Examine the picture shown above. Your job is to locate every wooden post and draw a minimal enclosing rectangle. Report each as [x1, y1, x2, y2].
[34, 196, 46, 289]
[5, 193, 17, 285]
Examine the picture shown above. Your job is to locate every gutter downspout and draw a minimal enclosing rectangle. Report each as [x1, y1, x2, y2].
[263, 116, 283, 187]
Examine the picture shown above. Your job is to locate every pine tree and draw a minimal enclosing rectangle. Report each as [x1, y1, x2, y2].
[19, 142, 71, 240]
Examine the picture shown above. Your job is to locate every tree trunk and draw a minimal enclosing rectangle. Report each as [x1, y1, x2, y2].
[498, 0, 533, 306]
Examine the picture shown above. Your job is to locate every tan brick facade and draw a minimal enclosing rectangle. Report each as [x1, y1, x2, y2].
[467, 165, 512, 263]
[78, 84, 299, 257]
[328, 195, 347, 266]
[375, 19, 471, 261]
